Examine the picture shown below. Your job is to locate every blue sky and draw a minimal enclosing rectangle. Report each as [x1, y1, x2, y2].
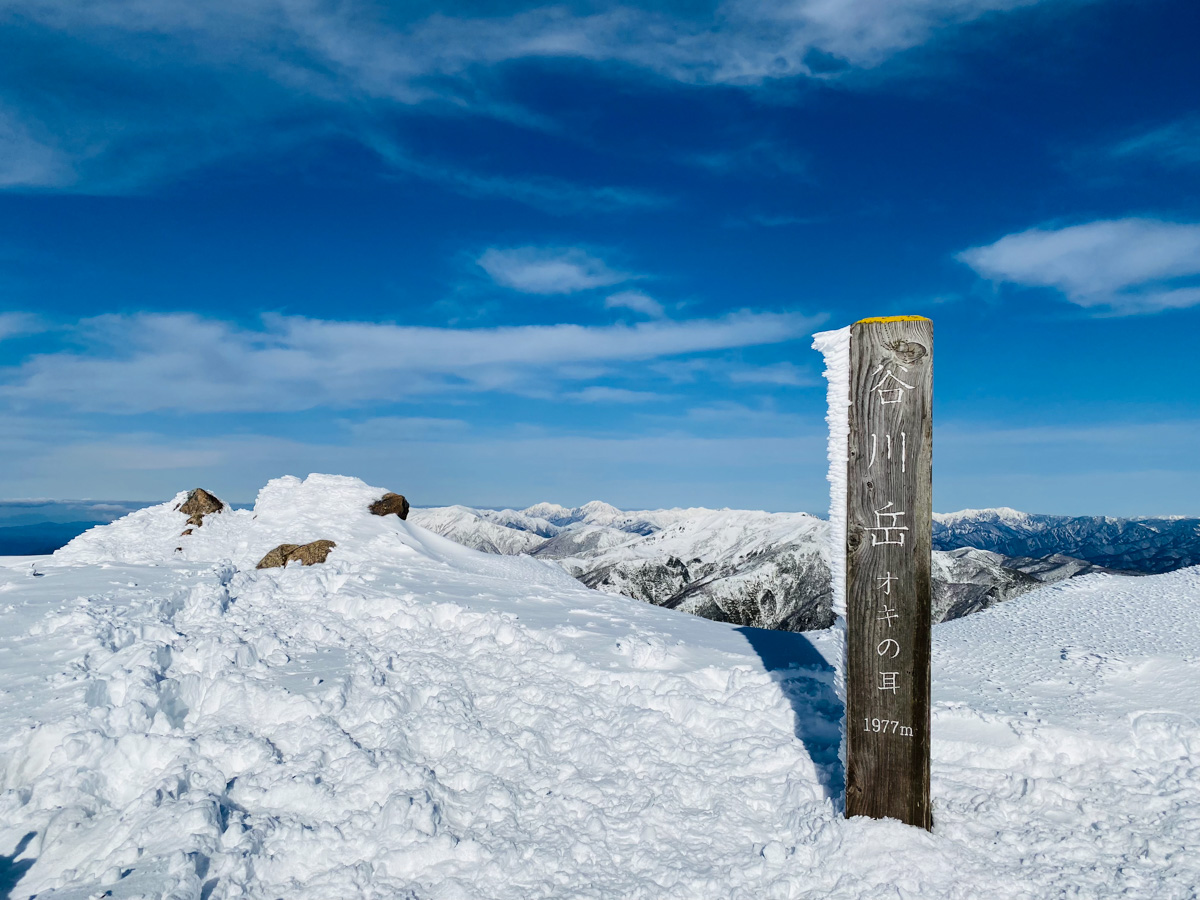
[1, 0, 1198, 515]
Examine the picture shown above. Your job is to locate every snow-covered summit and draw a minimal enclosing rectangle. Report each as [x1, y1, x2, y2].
[576, 499, 623, 518]
[933, 506, 1030, 525]
[2, 473, 1199, 898]
[54, 474, 570, 589]
[519, 501, 576, 524]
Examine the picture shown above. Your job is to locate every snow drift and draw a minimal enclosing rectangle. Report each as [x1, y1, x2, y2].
[1, 474, 1198, 899]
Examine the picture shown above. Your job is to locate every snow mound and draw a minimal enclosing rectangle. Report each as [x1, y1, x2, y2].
[2, 474, 1199, 899]
[55, 475, 568, 584]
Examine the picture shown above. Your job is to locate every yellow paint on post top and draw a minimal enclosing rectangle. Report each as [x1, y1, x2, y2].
[854, 315, 932, 324]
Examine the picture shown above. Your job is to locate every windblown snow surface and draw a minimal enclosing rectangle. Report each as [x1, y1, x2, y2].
[2, 474, 1199, 899]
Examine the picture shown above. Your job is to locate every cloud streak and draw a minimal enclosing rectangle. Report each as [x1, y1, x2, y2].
[0, 0, 1052, 192]
[1109, 116, 1200, 169]
[604, 290, 665, 319]
[728, 362, 817, 386]
[0, 309, 824, 413]
[478, 247, 630, 294]
[0, 312, 43, 341]
[958, 218, 1200, 314]
[366, 137, 668, 213]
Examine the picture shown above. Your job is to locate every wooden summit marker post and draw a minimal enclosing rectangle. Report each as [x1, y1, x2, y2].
[845, 316, 932, 829]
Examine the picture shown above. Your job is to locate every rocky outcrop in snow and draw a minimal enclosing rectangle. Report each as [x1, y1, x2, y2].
[369, 491, 410, 520]
[177, 487, 224, 527]
[256, 539, 338, 569]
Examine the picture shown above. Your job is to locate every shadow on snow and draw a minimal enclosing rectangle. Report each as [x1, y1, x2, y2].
[0, 832, 35, 900]
[736, 627, 844, 808]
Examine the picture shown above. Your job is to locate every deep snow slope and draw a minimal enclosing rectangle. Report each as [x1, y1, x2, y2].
[1, 475, 1198, 899]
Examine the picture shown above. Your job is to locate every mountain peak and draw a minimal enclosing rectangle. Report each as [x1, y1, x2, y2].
[577, 500, 623, 518]
[523, 501, 572, 517]
[934, 507, 1030, 525]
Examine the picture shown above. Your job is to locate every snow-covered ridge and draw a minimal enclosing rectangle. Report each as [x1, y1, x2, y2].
[411, 501, 834, 632]
[932, 508, 1200, 573]
[933, 507, 1030, 525]
[411, 500, 1127, 632]
[3, 473, 1199, 898]
[50, 480, 1177, 637]
[48, 481, 1057, 640]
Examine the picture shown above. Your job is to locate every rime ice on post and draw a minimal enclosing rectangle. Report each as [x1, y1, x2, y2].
[811, 323, 853, 784]
[845, 316, 933, 829]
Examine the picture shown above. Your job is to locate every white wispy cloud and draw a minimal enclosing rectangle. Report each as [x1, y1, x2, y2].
[1109, 116, 1200, 169]
[728, 362, 817, 386]
[0, 427, 831, 510]
[339, 0, 1046, 86]
[685, 139, 809, 178]
[648, 357, 819, 387]
[346, 417, 471, 440]
[604, 290, 665, 319]
[0, 312, 45, 341]
[563, 386, 669, 404]
[478, 247, 630, 294]
[367, 137, 669, 213]
[13, 0, 1044, 89]
[958, 218, 1200, 314]
[0, 108, 76, 189]
[0, 309, 823, 413]
[0, 0, 1052, 192]
[682, 401, 807, 429]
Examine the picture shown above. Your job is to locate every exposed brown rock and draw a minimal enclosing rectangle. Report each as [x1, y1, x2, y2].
[290, 539, 337, 565]
[180, 528, 193, 536]
[256, 544, 300, 569]
[370, 492, 410, 520]
[255, 540, 337, 569]
[178, 488, 225, 528]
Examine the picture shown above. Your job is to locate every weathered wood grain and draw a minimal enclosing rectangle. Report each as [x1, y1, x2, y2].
[845, 316, 933, 829]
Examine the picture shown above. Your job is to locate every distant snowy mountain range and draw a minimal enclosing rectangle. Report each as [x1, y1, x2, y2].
[932, 508, 1200, 573]
[409, 503, 1194, 632]
[7, 495, 1193, 634]
[410, 502, 832, 631]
